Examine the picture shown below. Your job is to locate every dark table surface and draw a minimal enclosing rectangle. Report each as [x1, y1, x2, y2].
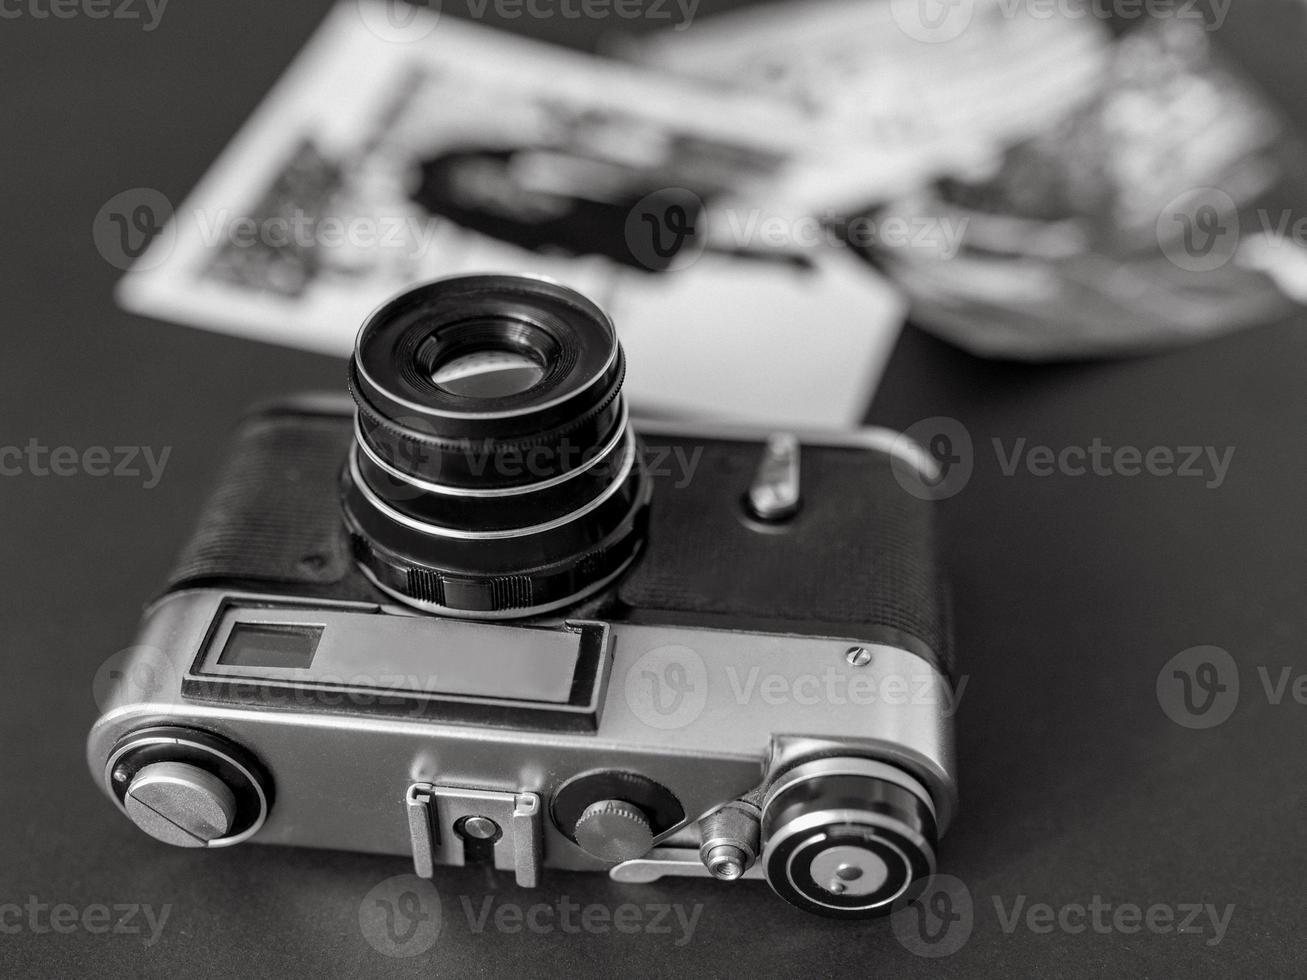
[5, 1, 1307, 976]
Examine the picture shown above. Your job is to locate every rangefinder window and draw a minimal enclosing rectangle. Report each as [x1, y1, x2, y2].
[218, 623, 324, 670]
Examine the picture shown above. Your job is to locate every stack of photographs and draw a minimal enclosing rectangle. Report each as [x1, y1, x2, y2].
[119, 0, 1306, 422]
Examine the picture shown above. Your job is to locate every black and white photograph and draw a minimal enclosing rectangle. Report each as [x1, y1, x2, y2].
[4, 0, 1307, 975]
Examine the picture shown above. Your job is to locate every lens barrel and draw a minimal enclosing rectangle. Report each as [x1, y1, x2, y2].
[342, 275, 650, 618]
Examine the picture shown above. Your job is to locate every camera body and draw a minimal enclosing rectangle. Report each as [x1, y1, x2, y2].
[88, 277, 957, 919]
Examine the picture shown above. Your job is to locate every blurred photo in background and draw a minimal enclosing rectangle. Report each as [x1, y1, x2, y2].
[116, 0, 1307, 421]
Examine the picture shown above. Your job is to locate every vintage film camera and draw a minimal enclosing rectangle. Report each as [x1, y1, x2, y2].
[88, 275, 957, 918]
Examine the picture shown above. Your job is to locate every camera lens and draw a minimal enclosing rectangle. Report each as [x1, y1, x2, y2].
[342, 274, 650, 618]
[760, 758, 938, 919]
[430, 345, 546, 399]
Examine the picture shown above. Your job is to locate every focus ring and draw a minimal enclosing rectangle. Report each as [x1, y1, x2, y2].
[346, 512, 647, 617]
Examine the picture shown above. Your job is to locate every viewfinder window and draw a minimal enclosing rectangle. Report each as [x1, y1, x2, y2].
[218, 623, 323, 669]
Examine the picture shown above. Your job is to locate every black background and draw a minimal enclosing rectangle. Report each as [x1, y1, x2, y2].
[4, 0, 1307, 976]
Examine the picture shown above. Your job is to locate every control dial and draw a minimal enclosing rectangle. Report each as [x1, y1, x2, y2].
[551, 770, 683, 864]
[573, 799, 654, 862]
[125, 761, 238, 847]
[105, 727, 272, 848]
[761, 757, 938, 919]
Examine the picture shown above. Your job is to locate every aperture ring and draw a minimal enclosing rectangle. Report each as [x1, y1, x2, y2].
[351, 356, 625, 489]
[354, 400, 631, 499]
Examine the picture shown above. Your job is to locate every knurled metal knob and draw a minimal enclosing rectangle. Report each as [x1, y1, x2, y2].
[573, 799, 654, 863]
[124, 761, 237, 848]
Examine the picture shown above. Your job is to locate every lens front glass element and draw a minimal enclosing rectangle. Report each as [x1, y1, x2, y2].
[431, 348, 546, 398]
[419, 314, 558, 400]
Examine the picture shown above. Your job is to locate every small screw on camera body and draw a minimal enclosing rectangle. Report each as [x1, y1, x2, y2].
[845, 646, 872, 667]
